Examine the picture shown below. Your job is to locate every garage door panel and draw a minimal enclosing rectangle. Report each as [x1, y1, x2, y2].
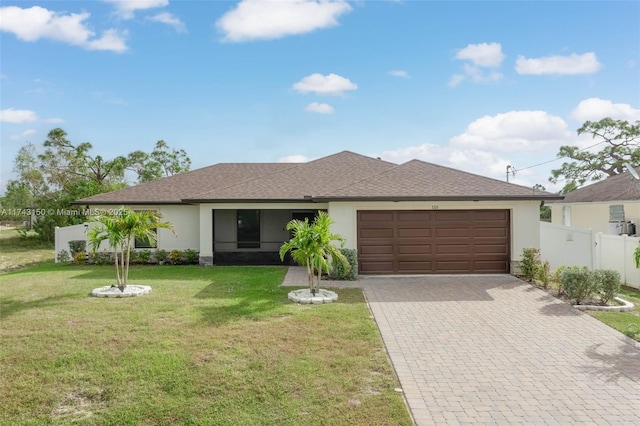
[474, 244, 509, 254]
[398, 261, 433, 272]
[436, 244, 471, 254]
[359, 228, 394, 238]
[475, 210, 509, 221]
[434, 210, 471, 221]
[359, 212, 394, 222]
[435, 227, 470, 238]
[360, 245, 394, 255]
[435, 260, 472, 272]
[397, 228, 431, 237]
[357, 210, 510, 274]
[397, 211, 433, 221]
[359, 261, 394, 273]
[474, 228, 508, 238]
[398, 244, 432, 254]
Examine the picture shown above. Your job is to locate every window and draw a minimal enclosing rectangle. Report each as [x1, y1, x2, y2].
[134, 210, 157, 248]
[135, 231, 157, 249]
[237, 210, 260, 248]
[609, 205, 625, 222]
[562, 206, 571, 226]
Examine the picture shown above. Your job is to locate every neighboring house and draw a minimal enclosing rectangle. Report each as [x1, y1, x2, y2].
[76, 151, 560, 275]
[550, 167, 640, 235]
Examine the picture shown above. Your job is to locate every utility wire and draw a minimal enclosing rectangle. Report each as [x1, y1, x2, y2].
[516, 140, 607, 172]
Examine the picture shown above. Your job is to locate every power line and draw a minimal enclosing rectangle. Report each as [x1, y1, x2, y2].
[516, 140, 607, 172]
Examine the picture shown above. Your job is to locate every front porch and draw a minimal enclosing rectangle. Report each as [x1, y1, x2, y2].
[199, 207, 322, 266]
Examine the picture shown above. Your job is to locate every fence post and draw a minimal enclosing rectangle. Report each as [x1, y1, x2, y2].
[591, 230, 598, 270]
[54, 226, 60, 263]
[622, 234, 628, 284]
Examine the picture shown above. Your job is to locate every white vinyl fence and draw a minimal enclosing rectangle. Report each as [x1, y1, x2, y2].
[540, 222, 640, 289]
[54, 222, 109, 261]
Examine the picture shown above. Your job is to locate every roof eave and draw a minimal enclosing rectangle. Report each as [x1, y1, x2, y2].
[73, 200, 190, 206]
[312, 195, 564, 202]
[181, 198, 318, 204]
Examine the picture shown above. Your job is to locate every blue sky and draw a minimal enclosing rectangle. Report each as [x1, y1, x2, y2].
[1, 0, 639, 193]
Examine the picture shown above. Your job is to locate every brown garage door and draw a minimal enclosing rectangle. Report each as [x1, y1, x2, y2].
[357, 210, 510, 274]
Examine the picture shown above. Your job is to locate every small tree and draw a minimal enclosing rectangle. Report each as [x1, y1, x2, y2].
[88, 208, 174, 291]
[279, 211, 349, 295]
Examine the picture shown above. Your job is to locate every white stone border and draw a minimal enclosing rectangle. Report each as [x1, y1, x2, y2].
[574, 297, 635, 312]
[91, 285, 152, 298]
[288, 288, 338, 304]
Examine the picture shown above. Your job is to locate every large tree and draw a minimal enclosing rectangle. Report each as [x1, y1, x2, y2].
[126, 140, 191, 183]
[549, 118, 640, 193]
[2, 129, 190, 241]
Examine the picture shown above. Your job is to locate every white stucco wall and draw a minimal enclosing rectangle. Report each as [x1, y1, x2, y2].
[551, 201, 640, 234]
[86, 204, 199, 251]
[328, 200, 541, 261]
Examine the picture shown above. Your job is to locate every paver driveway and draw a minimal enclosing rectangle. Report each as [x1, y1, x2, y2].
[363, 275, 640, 425]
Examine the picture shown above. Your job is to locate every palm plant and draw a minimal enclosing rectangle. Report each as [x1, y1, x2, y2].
[88, 207, 174, 291]
[635, 243, 640, 268]
[279, 211, 349, 294]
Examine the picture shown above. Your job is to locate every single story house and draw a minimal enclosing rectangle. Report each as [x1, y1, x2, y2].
[76, 151, 561, 275]
[550, 167, 640, 235]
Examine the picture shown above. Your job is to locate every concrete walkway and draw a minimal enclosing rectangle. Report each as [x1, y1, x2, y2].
[283, 268, 640, 425]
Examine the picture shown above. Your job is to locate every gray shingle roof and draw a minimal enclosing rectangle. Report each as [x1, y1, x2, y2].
[559, 167, 640, 203]
[77, 151, 561, 204]
[317, 159, 558, 200]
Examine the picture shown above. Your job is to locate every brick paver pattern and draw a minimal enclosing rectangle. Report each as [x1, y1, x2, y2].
[284, 269, 640, 425]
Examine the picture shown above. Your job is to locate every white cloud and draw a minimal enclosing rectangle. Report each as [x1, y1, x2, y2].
[448, 74, 465, 88]
[388, 70, 410, 78]
[0, 6, 127, 52]
[571, 98, 640, 122]
[515, 52, 601, 75]
[85, 28, 128, 52]
[450, 42, 504, 86]
[455, 42, 505, 67]
[305, 102, 334, 114]
[374, 109, 582, 190]
[9, 129, 36, 140]
[148, 12, 187, 33]
[293, 73, 357, 96]
[104, 0, 169, 19]
[0, 108, 38, 123]
[0, 108, 63, 124]
[450, 111, 572, 152]
[216, 0, 352, 42]
[277, 154, 310, 163]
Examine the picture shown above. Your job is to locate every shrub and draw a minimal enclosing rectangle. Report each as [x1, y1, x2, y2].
[594, 269, 621, 304]
[551, 265, 567, 296]
[136, 249, 152, 264]
[330, 248, 358, 280]
[72, 251, 87, 265]
[184, 249, 198, 265]
[560, 266, 597, 304]
[520, 248, 540, 282]
[68, 240, 86, 256]
[155, 249, 167, 265]
[536, 260, 551, 289]
[169, 250, 183, 265]
[92, 250, 112, 266]
[57, 249, 71, 263]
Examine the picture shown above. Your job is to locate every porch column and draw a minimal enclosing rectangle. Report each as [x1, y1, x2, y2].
[199, 205, 213, 266]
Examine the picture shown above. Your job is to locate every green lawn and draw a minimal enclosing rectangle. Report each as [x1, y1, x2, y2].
[589, 286, 640, 341]
[0, 263, 411, 425]
[0, 229, 54, 272]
